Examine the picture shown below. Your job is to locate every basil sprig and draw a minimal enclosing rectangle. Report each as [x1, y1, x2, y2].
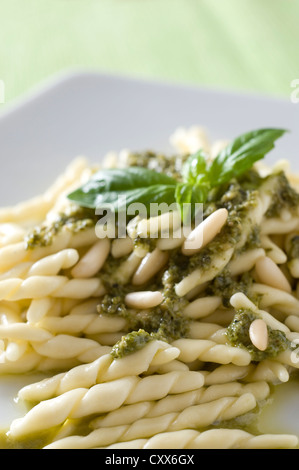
[67, 128, 287, 218]
[207, 128, 287, 186]
[67, 167, 177, 212]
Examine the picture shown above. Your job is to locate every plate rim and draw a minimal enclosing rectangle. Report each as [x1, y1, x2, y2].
[0, 67, 296, 123]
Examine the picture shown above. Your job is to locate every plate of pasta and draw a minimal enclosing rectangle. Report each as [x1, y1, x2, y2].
[0, 71, 299, 449]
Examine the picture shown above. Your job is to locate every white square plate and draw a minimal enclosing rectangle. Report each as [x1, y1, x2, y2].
[0, 70, 299, 439]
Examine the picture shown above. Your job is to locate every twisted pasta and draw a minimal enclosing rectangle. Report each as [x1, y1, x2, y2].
[99, 428, 298, 449]
[90, 381, 269, 428]
[43, 394, 257, 449]
[10, 370, 206, 439]
[18, 340, 180, 401]
[0, 276, 105, 301]
[172, 338, 251, 366]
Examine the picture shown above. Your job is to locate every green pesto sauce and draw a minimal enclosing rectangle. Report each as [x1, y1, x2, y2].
[206, 269, 254, 308]
[240, 225, 261, 252]
[236, 168, 264, 190]
[25, 207, 98, 249]
[125, 151, 188, 181]
[265, 171, 299, 218]
[99, 283, 189, 359]
[226, 308, 293, 361]
[166, 182, 259, 282]
[287, 234, 299, 259]
[98, 258, 189, 358]
[133, 235, 158, 252]
[111, 329, 155, 359]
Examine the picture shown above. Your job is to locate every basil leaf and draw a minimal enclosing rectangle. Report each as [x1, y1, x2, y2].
[67, 167, 177, 210]
[191, 182, 210, 204]
[96, 185, 177, 213]
[92, 167, 177, 189]
[175, 182, 209, 222]
[182, 150, 208, 184]
[207, 128, 287, 186]
[175, 183, 193, 221]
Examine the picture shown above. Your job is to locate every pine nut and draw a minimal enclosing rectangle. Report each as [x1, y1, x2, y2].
[132, 248, 169, 285]
[255, 256, 292, 293]
[111, 237, 133, 258]
[249, 319, 268, 351]
[182, 208, 228, 255]
[71, 238, 110, 278]
[125, 291, 164, 309]
[183, 296, 222, 319]
[137, 211, 182, 239]
[288, 259, 299, 278]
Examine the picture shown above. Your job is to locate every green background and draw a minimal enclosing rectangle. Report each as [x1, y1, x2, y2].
[0, 0, 298, 107]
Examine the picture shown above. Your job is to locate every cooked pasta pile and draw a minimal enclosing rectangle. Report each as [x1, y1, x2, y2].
[1, 126, 299, 449]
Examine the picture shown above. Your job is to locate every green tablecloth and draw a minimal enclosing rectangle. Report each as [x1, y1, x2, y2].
[0, 0, 298, 107]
